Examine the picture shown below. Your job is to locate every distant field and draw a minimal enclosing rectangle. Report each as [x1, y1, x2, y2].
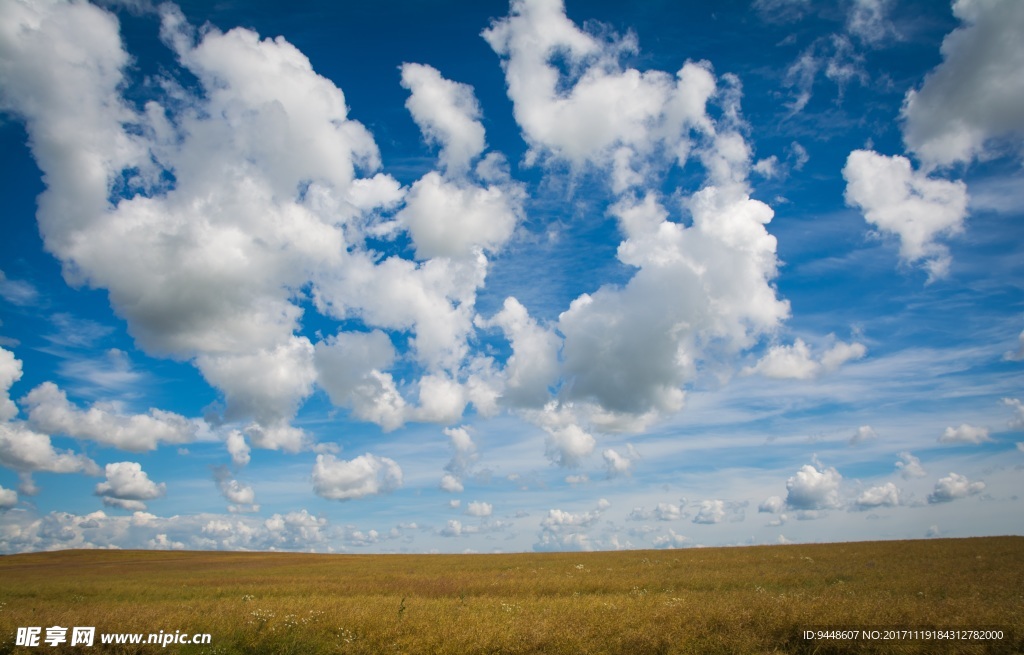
[0, 537, 1021, 654]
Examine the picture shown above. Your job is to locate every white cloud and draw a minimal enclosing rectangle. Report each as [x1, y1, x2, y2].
[1004, 332, 1024, 362]
[314, 330, 405, 431]
[225, 430, 251, 468]
[745, 338, 866, 380]
[0, 347, 23, 422]
[847, 0, 897, 45]
[94, 461, 166, 511]
[465, 501, 492, 517]
[693, 500, 726, 524]
[0, 422, 99, 476]
[534, 507, 602, 552]
[212, 466, 258, 512]
[476, 297, 561, 408]
[901, 0, 1024, 168]
[396, 172, 523, 260]
[843, 149, 968, 280]
[895, 451, 927, 479]
[602, 446, 636, 478]
[443, 426, 478, 476]
[1005, 397, 1024, 428]
[311, 453, 402, 501]
[854, 482, 900, 509]
[927, 472, 985, 503]
[544, 424, 595, 468]
[439, 474, 464, 494]
[400, 63, 486, 176]
[22, 382, 198, 452]
[939, 423, 992, 445]
[759, 496, 784, 514]
[0, 271, 38, 307]
[785, 462, 842, 510]
[0, 485, 17, 510]
[849, 425, 877, 445]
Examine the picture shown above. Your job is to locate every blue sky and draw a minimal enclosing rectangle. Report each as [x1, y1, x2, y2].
[0, 0, 1022, 553]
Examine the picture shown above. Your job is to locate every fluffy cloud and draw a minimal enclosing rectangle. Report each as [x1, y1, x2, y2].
[544, 424, 595, 468]
[745, 338, 865, 380]
[0, 485, 16, 510]
[311, 453, 402, 501]
[843, 150, 969, 280]
[758, 495, 785, 513]
[0, 347, 22, 422]
[895, 451, 927, 479]
[927, 472, 985, 503]
[849, 425, 877, 445]
[476, 297, 561, 408]
[901, 0, 1024, 167]
[22, 382, 198, 452]
[465, 501, 493, 517]
[534, 507, 602, 552]
[400, 63, 486, 176]
[0, 423, 99, 476]
[94, 462, 166, 511]
[439, 474, 464, 494]
[598, 448, 630, 478]
[225, 430, 251, 468]
[314, 330, 405, 431]
[212, 466, 258, 512]
[397, 173, 523, 261]
[939, 423, 992, 445]
[854, 482, 901, 509]
[785, 462, 843, 510]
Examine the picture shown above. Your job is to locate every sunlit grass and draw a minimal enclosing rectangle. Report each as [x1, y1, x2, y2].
[0, 537, 1021, 653]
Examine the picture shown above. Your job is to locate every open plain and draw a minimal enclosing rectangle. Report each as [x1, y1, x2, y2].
[0, 536, 1021, 654]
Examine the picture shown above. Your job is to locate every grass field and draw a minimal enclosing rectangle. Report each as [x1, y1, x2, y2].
[0, 536, 1021, 654]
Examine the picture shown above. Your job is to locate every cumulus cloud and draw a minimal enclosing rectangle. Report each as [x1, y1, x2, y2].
[849, 425, 877, 446]
[476, 297, 561, 408]
[745, 338, 865, 379]
[400, 63, 486, 176]
[94, 462, 166, 511]
[785, 462, 843, 510]
[843, 150, 968, 280]
[465, 501, 493, 517]
[534, 507, 602, 552]
[311, 453, 402, 501]
[854, 482, 900, 509]
[0, 347, 23, 422]
[0, 423, 99, 476]
[759, 495, 785, 514]
[314, 330, 405, 431]
[225, 430, 251, 468]
[901, 0, 1024, 168]
[544, 424, 595, 468]
[927, 472, 985, 503]
[895, 451, 927, 479]
[22, 382, 198, 452]
[939, 423, 992, 445]
[602, 445, 638, 478]
[693, 500, 726, 524]
[397, 173, 523, 261]
[0, 485, 17, 510]
[439, 474, 464, 494]
[212, 465, 258, 512]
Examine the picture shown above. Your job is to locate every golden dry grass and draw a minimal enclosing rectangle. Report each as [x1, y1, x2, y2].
[0, 537, 1021, 654]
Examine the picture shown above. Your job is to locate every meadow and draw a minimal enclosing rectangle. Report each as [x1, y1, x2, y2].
[0, 536, 1021, 654]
